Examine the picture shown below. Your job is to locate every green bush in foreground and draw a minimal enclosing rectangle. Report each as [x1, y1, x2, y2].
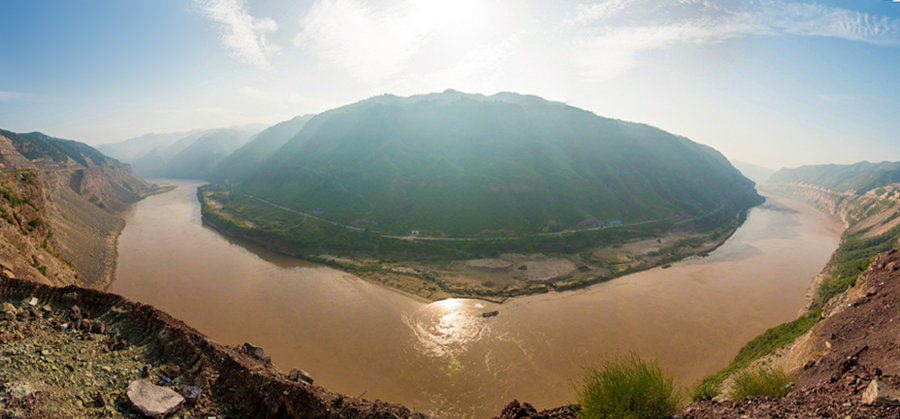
[730, 367, 793, 400]
[578, 353, 679, 419]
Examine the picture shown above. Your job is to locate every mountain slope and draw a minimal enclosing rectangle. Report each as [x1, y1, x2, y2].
[769, 161, 900, 194]
[237, 90, 761, 237]
[214, 114, 314, 182]
[96, 130, 201, 163]
[0, 129, 156, 288]
[157, 128, 256, 180]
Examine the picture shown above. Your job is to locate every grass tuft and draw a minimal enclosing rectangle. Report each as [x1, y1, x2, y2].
[730, 367, 793, 400]
[578, 353, 680, 419]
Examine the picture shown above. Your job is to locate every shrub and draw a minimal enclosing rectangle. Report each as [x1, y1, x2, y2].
[730, 367, 793, 400]
[578, 353, 679, 419]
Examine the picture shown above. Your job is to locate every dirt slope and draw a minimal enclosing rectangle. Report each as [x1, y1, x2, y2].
[683, 249, 900, 418]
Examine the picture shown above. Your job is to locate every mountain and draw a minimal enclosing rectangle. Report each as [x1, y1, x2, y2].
[96, 130, 202, 163]
[769, 161, 900, 194]
[213, 114, 314, 182]
[731, 160, 774, 185]
[102, 126, 263, 180]
[153, 128, 257, 180]
[232, 90, 762, 237]
[0, 129, 156, 288]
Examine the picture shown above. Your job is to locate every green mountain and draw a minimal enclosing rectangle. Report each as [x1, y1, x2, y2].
[1, 130, 116, 168]
[154, 129, 256, 180]
[769, 161, 900, 194]
[229, 90, 761, 237]
[213, 114, 314, 182]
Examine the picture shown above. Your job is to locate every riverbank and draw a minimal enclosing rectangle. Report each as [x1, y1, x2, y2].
[198, 186, 749, 303]
[0, 276, 423, 418]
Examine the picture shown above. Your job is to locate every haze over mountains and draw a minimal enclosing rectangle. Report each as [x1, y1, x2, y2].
[770, 161, 900, 194]
[182, 90, 760, 244]
[98, 125, 264, 180]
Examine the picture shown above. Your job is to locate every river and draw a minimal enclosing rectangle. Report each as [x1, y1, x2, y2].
[111, 181, 841, 418]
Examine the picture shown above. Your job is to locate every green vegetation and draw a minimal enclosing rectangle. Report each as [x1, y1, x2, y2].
[691, 309, 819, 400]
[219, 91, 760, 239]
[0, 188, 35, 209]
[578, 353, 680, 419]
[730, 367, 794, 400]
[0, 129, 111, 167]
[769, 161, 900, 194]
[30, 255, 46, 275]
[212, 114, 313, 182]
[814, 224, 900, 306]
[27, 217, 44, 231]
[693, 206, 900, 401]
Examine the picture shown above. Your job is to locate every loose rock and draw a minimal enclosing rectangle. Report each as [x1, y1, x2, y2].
[861, 379, 900, 406]
[289, 368, 314, 385]
[126, 379, 185, 418]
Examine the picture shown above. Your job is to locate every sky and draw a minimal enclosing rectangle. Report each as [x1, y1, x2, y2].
[1, 0, 899, 170]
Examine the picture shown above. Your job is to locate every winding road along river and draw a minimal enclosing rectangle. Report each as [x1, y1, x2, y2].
[112, 181, 841, 418]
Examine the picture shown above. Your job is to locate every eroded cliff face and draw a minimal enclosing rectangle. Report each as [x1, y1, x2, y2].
[0, 132, 155, 289]
[765, 182, 900, 230]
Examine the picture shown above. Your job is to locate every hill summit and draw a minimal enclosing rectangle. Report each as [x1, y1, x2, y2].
[231, 90, 761, 237]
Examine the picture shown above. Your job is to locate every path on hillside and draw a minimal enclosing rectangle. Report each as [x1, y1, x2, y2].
[237, 193, 725, 242]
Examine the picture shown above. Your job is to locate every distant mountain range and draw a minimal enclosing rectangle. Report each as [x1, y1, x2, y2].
[97, 125, 265, 180]
[770, 161, 900, 194]
[212, 90, 762, 238]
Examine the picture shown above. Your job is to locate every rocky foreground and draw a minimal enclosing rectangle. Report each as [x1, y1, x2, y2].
[0, 276, 422, 418]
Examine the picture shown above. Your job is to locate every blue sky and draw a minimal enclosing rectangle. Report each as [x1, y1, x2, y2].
[1, 0, 899, 169]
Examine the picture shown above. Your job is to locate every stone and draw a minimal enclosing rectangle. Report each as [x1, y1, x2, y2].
[861, 378, 900, 406]
[28, 297, 37, 306]
[178, 385, 202, 403]
[1, 302, 16, 314]
[242, 343, 271, 364]
[91, 321, 106, 334]
[288, 368, 314, 385]
[0, 269, 14, 279]
[126, 379, 185, 418]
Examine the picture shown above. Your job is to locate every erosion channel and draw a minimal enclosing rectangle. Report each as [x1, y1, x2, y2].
[112, 180, 841, 418]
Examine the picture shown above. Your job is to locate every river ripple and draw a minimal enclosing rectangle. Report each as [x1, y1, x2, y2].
[113, 181, 840, 418]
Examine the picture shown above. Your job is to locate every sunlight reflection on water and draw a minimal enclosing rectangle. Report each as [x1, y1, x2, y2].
[404, 299, 492, 359]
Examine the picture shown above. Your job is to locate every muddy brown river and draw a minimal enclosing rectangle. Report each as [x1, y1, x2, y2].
[112, 181, 841, 418]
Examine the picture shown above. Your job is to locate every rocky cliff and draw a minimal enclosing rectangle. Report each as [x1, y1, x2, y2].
[0, 130, 157, 289]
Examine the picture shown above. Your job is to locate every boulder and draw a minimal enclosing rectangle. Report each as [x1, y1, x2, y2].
[289, 368, 314, 385]
[126, 380, 185, 418]
[861, 378, 900, 406]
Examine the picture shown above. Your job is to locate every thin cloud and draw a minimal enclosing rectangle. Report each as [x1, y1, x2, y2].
[294, 0, 431, 82]
[195, 0, 279, 70]
[571, 1, 900, 80]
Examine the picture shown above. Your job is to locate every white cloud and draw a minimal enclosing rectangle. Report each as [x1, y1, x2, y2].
[570, 1, 900, 80]
[573, 0, 632, 23]
[195, 0, 279, 70]
[294, 0, 429, 82]
[294, 0, 509, 83]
